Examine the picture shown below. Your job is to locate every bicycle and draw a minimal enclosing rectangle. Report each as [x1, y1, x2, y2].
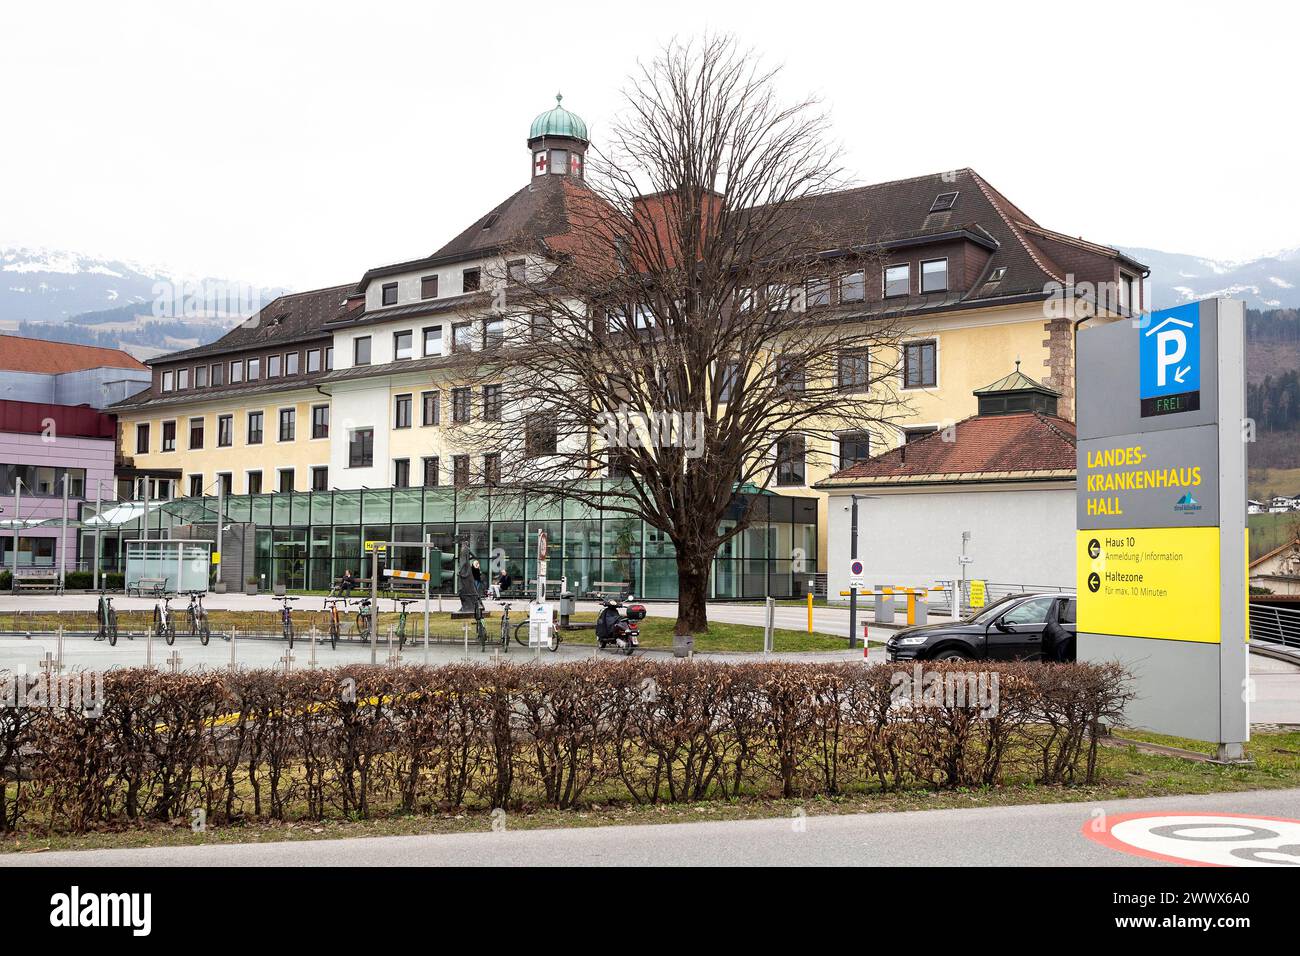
[323, 598, 344, 650]
[513, 604, 560, 652]
[95, 590, 120, 646]
[185, 590, 212, 646]
[274, 595, 299, 649]
[153, 593, 176, 646]
[354, 597, 374, 642]
[395, 598, 418, 649]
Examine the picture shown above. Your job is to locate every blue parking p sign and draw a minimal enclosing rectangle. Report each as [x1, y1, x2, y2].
[1140, 303, 1201, 417]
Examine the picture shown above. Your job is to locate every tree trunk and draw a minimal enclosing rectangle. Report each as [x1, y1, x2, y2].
[675, 552, 711, 635]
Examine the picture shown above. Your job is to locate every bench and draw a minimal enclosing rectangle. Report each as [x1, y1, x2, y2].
[127, 577, 168, 598]
[14, 569, 62, 594]
[590, 580, 631, 599]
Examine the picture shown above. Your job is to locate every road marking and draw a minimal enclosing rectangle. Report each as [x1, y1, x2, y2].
[1082, 812, 1300, 866]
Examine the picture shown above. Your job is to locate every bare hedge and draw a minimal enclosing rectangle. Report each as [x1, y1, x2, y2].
[0, 660, 1129, 834]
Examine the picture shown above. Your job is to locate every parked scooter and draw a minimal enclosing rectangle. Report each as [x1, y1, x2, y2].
[595, 595, 645, 655]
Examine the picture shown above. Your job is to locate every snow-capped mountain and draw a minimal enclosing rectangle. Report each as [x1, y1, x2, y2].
[0, 246, 286, 325]
[1118, 245, 1300, 311]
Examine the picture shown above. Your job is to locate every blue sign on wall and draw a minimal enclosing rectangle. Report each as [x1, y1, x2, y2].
[1140, 303, 1201, 416]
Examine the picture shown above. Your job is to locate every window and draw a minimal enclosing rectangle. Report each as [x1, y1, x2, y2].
[394, 393, 412, 428]
[421, 275, 438, 299]
[482, 384, 502, 421]
[393, 458, 410, 488]
[247, 411, 264, 445]
[507, 259, 526, 284]
[247, 357, 261, 381]
[484, 317, 505, 349]
[1001, 597, 1055, 626]
[904, 340, 938, 388]
[189, 474, 203, 498]
[381, 282, 398, 307]
[840, 271, 866, 303]
[349, 428, 374, 468]
[904, 426, 938, 443]
[311, 466, 328, 492]
[267, 354, 282, 378]
[452, 322, 474, 352]
[776, 434, 805, 486]
[526, 415, 557, 457]
[884, 264, 911, 298]
[422, 456, 439, 486]
[217, 415, 233, 447]
[529, 313, 553, 341]
[548, 149, 568, 175]
[805, 276, 830, 307]
[278, 408, 295, 442]
[285, 352, 299, 375]
[462, 268, 480, 293]
[483, 453, 500, 486]
[188, 417, 204, 449]
[195, 365, 208, 388]
[838, 349, 871, 391]
[452, 387, 471, 423]
[229, 360, 244, 384]
[354, 336, 371, 366]
[839, 431, 871, 469]
[247, 470, 263, 495]
[177, 368, 189, 390]
[210, 363, 225, 386]
[718, 362, 740, 402]
[325, 346, 334, 370]
[394, 330, 413, 360]
[453, 455, 470, 486]
[930, 191, 958, 213]
[161, 370, 174, 393]
[422, 390, 440, 426]
[306, 349, 322, 373]
[920, 258, 948, 294]
[423, 325, 442, 356]
[278, 468, 294, 493]
[311, 404, 329, 439]
[161, 420, 176, 452]
[135, 423, 150, 454]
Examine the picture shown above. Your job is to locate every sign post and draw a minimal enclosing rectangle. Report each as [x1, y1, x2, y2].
[1076, 299, 1248, 760]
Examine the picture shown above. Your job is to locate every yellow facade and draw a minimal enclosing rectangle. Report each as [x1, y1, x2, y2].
[116, 387, 332, 496]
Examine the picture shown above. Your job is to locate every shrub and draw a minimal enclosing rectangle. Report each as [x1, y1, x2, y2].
[0, 659, 1130, 834]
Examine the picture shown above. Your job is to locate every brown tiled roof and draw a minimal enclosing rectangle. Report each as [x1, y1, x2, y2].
[0, 334, 146, 374]
[147, 283, 352, 366]
[353, 175, 601, 291]
[819, 412, 1077, 487]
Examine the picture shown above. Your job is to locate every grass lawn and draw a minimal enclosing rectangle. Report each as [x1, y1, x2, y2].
[5, 728, 1297, 854]
[0, 608, 855, 654]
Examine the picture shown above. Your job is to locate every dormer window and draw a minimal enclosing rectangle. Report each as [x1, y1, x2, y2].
[381, 282, 398, 307]
[884, 264, 911, 298]
[921, 258, 948, 294]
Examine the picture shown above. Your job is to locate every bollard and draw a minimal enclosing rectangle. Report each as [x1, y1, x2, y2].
[229, 629, 238, 672]
[914, 592, 929, 626]
[807, 592, 814, 635]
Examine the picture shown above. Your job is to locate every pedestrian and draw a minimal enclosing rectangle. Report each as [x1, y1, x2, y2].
[471, 558, 482, 595]
[340, 568, 357, 597]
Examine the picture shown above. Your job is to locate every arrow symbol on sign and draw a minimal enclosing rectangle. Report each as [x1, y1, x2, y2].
[1174, 365, 1191, 384]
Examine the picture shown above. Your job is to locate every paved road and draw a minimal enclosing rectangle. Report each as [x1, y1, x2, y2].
[6, 787, 1298, 867]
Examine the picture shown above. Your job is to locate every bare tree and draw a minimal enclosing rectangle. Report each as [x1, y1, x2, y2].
[452, 35, 908, 634]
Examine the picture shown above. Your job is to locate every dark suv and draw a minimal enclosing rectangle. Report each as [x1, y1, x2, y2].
[884, 592, 1076, 663]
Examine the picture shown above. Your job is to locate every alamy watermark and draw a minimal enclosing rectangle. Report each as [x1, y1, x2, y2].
[889, 663, 1000, 718]
[598, 408, 706, 459]
[1, 670, 104, 717]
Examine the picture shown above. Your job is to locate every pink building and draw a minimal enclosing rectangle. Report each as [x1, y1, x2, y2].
[0, 400, 119, 572]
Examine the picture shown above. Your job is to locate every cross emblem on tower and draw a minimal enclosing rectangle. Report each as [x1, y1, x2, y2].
[534, 151, 548, 176]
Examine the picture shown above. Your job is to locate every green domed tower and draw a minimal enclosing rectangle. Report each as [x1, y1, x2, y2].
[528, 93, 589, 180]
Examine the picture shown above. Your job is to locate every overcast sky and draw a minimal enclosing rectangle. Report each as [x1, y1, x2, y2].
[2, 0, 1293, 290]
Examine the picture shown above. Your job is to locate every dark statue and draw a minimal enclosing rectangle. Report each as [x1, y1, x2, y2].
[456, 539, 482, 617]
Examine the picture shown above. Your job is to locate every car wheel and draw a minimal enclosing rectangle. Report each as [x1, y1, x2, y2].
[932, 648, 970, 662]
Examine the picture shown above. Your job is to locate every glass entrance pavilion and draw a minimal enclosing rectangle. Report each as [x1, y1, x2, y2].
[79, 483, 819, 601]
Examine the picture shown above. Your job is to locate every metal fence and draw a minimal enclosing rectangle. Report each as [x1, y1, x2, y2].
[1250, 603, 1300, 650]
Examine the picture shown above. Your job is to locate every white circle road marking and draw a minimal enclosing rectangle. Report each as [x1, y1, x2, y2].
[1083, 812, 1300, 866]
